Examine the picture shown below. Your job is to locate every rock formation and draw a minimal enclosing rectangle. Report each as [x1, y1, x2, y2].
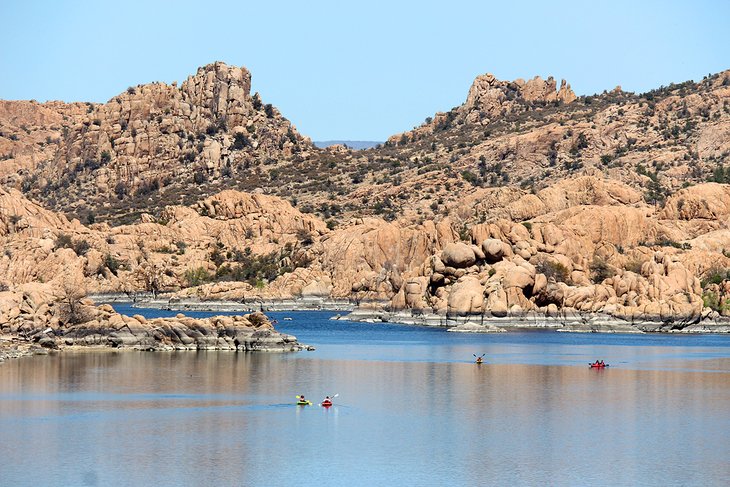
[0, 282, 305, 362]
[2, 62, 312, 223]
[2, 63, 730, 334]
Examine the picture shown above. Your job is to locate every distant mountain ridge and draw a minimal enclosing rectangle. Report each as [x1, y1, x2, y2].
[1, 61, 730, 228]
[314, 140, 381, 149]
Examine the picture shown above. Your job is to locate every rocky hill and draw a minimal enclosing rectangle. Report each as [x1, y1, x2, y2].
[3, 63, 730, 228]
[2, 63, 730, 332]
[1, 62, 312, 224]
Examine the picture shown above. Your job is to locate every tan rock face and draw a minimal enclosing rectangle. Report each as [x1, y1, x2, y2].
[481, 238, 506, 263]
[447, 276, 485, 315]
[313, 218, 451, 299]
[441, 242, 476, 268]
[660, 183, 730, 220]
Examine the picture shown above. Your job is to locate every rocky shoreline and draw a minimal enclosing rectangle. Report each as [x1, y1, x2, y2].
[102, 293, 730, 334]
[334, 307, 730, 334]
[0, 286, 311, 365]
[5, 286, 728, 366]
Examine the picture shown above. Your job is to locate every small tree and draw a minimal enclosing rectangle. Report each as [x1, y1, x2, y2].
[184, 267, 213, 287]
[535, 258, 571, 283]
[252, 93, 263, 110]
[115, 181, 128, 200]
[57, 274, 89, 324]
[296, 228, 314, 246]
[136, 265, 163, 298]
[55, 233, 73, 250]
[102, 254, 120, 275]
[590, 257, 615, 284]
[72, 239, 91, 256]
[232, 133, 250, 150]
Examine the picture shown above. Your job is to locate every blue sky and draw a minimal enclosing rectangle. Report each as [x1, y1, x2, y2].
[1, 0, 728, 140]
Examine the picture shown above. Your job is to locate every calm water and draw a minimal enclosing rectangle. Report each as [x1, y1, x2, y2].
[1, 307, 729, 486]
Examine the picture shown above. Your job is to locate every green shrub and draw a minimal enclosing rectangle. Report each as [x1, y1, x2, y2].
[184, 267, 213, 287]
[232, 133, 249, 150]
[701, 267, 730, 288]
[55, 233, 73, 250]
[102, 254, 120, 275]
[623, 259, 645, 274]
[535, 258, 570, 283]
[461, 170, 479, 185]
[589, 257, 615, 284]
[702, 291, 728, 312]
[72, 239, 91, 256]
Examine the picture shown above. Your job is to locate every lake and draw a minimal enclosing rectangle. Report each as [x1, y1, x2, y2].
[1, 306, 729, 486]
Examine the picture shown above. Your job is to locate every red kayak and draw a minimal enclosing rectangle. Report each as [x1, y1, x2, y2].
[321, 401, 333, 407]
[589, 363, 609, 368]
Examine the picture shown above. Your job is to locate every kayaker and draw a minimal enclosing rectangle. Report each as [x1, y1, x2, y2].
[476, 356, 483, 364]
[323, 396, 331, 404]
[298, 395, 306, 403]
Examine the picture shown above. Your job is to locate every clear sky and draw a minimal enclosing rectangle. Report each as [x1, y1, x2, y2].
[1, 0, 728, 140]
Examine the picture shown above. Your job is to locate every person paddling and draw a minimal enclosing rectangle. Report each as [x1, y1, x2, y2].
[322, 395, 332, 406]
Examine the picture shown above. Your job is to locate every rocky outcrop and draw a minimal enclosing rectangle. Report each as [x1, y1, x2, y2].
[3, 62, 312, 220]
[374, 70, 730, 232]
[0, 283, 305, 362]
[389, 213, 706, 327]
[462, 74, 576, 124]
[659, 183, 730, 220]
[503, 176, 644, 221]
[4, 65, 730, 234]
[1, 174, 729, 331]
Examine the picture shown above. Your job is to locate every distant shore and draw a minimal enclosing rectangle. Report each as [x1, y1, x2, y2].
[89, 293, 356, 313]
[337, 308, 730, 334]
[90, 294, 730, 334]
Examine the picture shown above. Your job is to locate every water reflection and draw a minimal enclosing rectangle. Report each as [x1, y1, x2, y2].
[1, 350, 729, 486]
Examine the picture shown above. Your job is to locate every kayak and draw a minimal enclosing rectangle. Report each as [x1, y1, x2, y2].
[297, 401, 312, 406]
[589, 363, 609, 368]
[321, 401, 333, 407]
